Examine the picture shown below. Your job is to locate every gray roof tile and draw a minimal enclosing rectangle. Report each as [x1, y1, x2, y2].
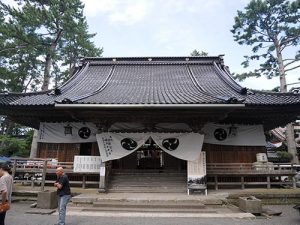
[1, 56, 300, 106]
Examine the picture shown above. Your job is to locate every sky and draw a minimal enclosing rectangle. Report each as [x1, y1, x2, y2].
[81, 0, 300, 91]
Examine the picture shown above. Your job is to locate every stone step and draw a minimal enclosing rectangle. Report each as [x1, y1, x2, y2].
[109, 170, 187, 193]
[111, 176, 186, 180]
[109, 182, 186, 186]
[71, 194, 224, 206]
[80, 207, 213, 213]
[112, 171, 186, 175]
[109, 180, 187, 186]
[92, 201, 206, 209]
[112, 170, 186, 173]
[108, 189, 186, 193]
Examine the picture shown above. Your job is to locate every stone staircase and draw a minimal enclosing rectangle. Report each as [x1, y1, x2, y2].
[108, 169, 187, 193]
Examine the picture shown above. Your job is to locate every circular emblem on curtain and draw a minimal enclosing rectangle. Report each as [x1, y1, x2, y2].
[214, 128, 227, 141]
[121, 138, 137, 150]
[162, 138, 179, 151]
[78, 127, 91, 139]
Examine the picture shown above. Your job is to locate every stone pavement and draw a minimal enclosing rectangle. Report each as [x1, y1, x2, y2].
[6, 202, 300, 225]
[12, 183, 300, 220]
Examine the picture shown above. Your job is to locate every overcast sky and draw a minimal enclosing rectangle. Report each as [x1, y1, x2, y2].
[81, 0, 300, 91]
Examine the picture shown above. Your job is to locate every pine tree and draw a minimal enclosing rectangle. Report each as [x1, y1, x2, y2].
[231, 0, 300, 92]
[0, 0, 102, 92]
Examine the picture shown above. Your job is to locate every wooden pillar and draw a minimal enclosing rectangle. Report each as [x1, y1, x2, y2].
[241, 176, 245, 189]
[63, 144, 67, 162]
[82, 174, 86, 189]
[292, 175, 296, 189]
[41, 160, 48, 191]
[12, 159, 17, 179]
[267, 176, 271, 189]
[214, 175, 218, 190]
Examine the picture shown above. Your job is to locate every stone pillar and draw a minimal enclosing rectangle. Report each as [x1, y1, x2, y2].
[30, 129, 39, 158]
[286, 123, 299, 164]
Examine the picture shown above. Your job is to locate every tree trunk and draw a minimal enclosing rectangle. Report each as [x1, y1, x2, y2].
[274, 41, 297, 163]
[41, 29, 63, 91]
[41, 53, 52, 91]
[3, 118, 14, 135]
[34, 30, 63, 157]
[275, 41, 287, 92]
[30, 129, 39, 158]
[286, 123, 299, 164]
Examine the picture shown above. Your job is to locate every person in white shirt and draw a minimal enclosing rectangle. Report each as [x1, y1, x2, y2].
[0, 164, 13, 225]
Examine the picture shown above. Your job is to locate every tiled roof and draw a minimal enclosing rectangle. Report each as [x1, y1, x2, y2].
[1, 56, 300, 106]
[271, 127, 300, 148]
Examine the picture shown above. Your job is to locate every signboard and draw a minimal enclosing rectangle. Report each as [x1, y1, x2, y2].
[187, 152, 207, 195]
[73, 156, 103, 173]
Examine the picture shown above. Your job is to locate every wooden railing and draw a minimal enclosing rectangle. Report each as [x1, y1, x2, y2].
[206, 163, 298, 190]
[11, 157, 100, 191]
[10, 158, 298, 191]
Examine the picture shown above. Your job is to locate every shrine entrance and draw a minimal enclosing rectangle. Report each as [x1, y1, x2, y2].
[112, 137, 186, 171]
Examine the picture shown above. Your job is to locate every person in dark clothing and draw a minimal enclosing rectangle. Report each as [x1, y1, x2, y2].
[54, 167, 71, 225]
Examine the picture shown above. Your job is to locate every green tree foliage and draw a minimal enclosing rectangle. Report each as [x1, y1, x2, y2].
[190, 49, 208, 56]
[231, 0, 300, 92]
[0, 1, 102, 154]
[0, 130, 33, 157]
[0, 0, 103, 92]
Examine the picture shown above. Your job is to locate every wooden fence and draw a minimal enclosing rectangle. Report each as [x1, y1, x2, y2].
[10, 158, 298, 191]
[11, 157, 101, 191]
[206, 163, 298, 190]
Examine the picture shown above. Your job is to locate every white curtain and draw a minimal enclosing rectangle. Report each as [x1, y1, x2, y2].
[96, 132, 204, 162]
[151, 133, 204, 161]
[96, 133, 149, 162]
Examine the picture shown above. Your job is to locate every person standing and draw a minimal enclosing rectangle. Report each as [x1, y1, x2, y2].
[54, 167, 71, 225]
[0, 164, 13, 225]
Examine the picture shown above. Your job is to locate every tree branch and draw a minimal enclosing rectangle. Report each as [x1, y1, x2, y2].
[0, 44, 28, 53]
[281, 34, 300, 46]
[284, 59, 300, 68]
[285, 64, 300, 72]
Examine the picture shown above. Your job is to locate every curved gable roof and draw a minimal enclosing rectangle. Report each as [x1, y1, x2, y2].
[1, 56, 300, 107]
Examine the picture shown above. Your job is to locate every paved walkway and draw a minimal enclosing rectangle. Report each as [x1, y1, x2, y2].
[7, 202, 300, 225]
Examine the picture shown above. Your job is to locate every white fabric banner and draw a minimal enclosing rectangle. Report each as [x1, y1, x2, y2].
[151, 133, 204, 161]
[202, 123, 266, 146]
[109, 123, 192, 132]
[96, 132, 204, 162]
[96, 133, 148, 162]
[38, 122, 98, 143]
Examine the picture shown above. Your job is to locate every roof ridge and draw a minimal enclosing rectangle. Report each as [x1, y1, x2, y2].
[185, 65, 229, 103]
[249, 89, 300, 96]
[0, 90, 50, 96]
[70, 65, 116, 103]
[57, 62, 90, 93]
[83, 56, 223, 61]
[212, 62, 247, 95]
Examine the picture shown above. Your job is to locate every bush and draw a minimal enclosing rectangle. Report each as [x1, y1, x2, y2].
[276, 151, 293, 161]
